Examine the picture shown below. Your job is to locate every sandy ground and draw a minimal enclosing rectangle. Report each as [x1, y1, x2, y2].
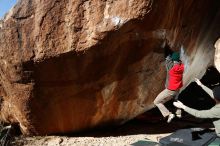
[10, 111, 214, 146]
[12, 134, 167, 146]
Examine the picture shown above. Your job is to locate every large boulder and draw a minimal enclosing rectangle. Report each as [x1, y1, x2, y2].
[0, 0, 220, 135]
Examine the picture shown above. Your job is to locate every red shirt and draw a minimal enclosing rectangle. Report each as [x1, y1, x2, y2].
[167, 63, 184, 90]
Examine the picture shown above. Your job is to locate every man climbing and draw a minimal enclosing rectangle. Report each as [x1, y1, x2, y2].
[154, 51, 184, 123]
[173, 86, 220, 137]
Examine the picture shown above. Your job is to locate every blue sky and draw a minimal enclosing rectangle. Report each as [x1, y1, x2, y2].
[0, 0, 17, 18]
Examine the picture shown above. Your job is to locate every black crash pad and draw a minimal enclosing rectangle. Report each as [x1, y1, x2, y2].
[131, 139, 159, 146]
[159, 128, 216, 146]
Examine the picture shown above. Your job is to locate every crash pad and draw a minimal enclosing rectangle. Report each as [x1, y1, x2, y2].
[131, 139, 158, 146]
[208, 137, 220, 146]
[159, 128, 216, 146]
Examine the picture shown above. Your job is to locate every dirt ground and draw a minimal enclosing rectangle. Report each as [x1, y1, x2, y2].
[10, 110, 214, 146]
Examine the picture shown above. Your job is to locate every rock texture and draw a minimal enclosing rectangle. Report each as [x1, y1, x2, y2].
[215, 38, 220, 72]
[0, 0, 220, 135]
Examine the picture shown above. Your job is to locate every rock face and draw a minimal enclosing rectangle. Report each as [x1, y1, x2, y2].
[0, 0, 220, 135]
[215, 38, 220, 72]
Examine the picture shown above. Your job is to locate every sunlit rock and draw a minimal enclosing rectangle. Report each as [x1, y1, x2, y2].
[215, 38, 220, 73]
[0, 0, 220, 135]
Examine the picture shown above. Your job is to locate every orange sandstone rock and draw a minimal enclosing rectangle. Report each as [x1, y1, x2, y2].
[0, 0, 220, 135]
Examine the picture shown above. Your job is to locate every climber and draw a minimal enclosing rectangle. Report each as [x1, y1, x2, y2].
[214, 38, 220, 73]
[173, 86, 220, 137]
[154, 50, 184, 123]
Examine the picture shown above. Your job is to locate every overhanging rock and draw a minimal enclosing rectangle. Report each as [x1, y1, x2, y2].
[0, 0, 220, 135]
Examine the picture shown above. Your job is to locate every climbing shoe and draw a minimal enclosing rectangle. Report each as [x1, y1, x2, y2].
[176, 109, 182, 118]
[167, 113, 175, 123]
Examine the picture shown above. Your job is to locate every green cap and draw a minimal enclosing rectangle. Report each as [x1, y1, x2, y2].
[171, 52, 180, 61]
